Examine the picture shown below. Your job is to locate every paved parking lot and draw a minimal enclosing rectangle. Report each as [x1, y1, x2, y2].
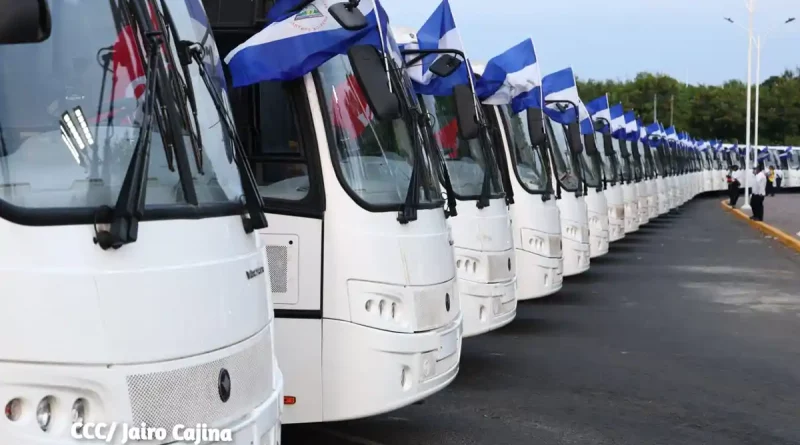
[285, 196, 800, 445]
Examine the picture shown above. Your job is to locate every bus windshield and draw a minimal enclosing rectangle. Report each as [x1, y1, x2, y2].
[498, 106, 549, 193]
[0, 0, 245, 214]
[597, 135, 619, 184]
[421, 94, 503, 200]
[317, 55, 442, 208]
[545, 117, 581, 192]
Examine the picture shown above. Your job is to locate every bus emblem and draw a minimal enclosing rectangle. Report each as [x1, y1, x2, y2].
[218, 369, 231, 403]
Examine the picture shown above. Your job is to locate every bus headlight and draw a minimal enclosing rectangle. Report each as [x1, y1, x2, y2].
[72, 398, 87, 425]
[36, 397, 53, 431]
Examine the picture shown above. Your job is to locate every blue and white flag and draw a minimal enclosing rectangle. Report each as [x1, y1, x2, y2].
[665, 126, 678, 142]
[585, 94, 611, 133]
[624, 111, 638, 141]
[779, 146, 792, 158]
[541, 67, 592, 134]
[645, 122, 660, 138]
[475, 39, 541, 113]
[609, 103, 626, 139]
[637, 118, 647, 142]
[403, 0, 471, 96]
[225, 0, 396, 87]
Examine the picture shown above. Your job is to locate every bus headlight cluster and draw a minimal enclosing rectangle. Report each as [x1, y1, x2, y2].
[365, 298, 401, 322]
[527, 236, 545, 254]
[455, 257, 479, 276]
[4, 395, 90, 432]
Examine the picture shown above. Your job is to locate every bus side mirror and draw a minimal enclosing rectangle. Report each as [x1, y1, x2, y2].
[429, 54, 462, 78]
[329, 1, 367, 30]
[619, 138, 630, 157]
[593, 119, 606, 131]
[603, 133, 614, 156]
[526, 108, 546, 146]
[566, 122, 583, 154]
[453, 84, 479, 140]
[348, 45, 400, 121]
[583, 134, 598, 156]
[0, 0, 51, 45]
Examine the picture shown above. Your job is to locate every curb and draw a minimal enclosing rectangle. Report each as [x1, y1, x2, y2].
[720, 200, 800, 253]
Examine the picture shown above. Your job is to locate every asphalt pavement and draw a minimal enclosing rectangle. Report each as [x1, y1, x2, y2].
[738, 192, 800, 239]
[285, 195, 800, 445]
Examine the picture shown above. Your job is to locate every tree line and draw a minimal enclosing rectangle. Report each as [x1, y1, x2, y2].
[576, 68, 800, 146]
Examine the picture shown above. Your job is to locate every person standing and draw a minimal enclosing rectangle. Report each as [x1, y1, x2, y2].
[775, 167, 783, 193]
[751, 165, 767, 221]
[728, 165, 742, 207]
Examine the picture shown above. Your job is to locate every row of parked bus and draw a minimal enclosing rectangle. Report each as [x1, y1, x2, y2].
[2, 1, 797, 445]
[714, 144, 800, 190]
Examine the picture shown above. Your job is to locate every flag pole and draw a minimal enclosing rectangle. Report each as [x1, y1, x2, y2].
[372, 0, 392, 93]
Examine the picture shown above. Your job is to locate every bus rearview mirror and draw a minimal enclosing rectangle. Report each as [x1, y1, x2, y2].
[567, 122, 583, 154]
[347, 45, 400, 121]
[453, 84, 479, 140]
[429, 54, 462, 78]
[583, 134, 598, 156]
[329, 1, 368, 30]
[619, 138, 630, 157]
[0, 0, 51, 45]
[526, 109, 546, 146]
[603, 134, 614, 156]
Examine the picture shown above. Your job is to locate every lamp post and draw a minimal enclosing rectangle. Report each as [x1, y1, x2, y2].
[724, 13, 795, 209]
[754, 18, 795, 160]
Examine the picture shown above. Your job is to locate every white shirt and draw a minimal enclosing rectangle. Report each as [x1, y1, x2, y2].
[775, 169, 784, 179]
[752, 171, 768, 195]
[732, 170, 744, 184]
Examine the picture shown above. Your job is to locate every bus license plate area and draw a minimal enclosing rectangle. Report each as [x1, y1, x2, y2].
[436, 327, 459, 361]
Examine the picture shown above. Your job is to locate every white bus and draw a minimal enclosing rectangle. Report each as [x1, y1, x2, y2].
[646, 141, 670, 216]
[472, 63, 563, 299]
[580, 131, 610, 258]
[629, 140, 652, 225]
[614, 138, 641, 233]
[545, 116, 590, 276]
[211, 4, 462, 424]
[595, 130, 626, 242]
[394, 31, 517, 338]
[776, 146, 800, 188]
[785, 147, 800, 188]
[0, 1, 283, 444]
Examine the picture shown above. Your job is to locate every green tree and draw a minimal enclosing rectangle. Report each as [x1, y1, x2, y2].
[577, 68, 800, 145]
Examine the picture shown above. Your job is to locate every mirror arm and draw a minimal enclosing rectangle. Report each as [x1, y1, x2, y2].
[400, 48, 467, 69]
[544, 99, 579, 117]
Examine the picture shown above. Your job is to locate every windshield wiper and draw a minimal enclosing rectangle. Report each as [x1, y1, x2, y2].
[398, 105, 426, 224]
[419, 109, 457, 219]
[182, 42, 267, 232]
[94, 32, 160, 250]
[158, 0, 204, 173]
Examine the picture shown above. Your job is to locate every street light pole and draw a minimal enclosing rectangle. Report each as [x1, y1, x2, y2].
[724, 15, 797, 203]
[742, 0, 754, 210]
[754, 35, 761, 157]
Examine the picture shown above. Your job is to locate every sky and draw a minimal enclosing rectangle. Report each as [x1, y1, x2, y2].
[379, 0, 800, 86]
